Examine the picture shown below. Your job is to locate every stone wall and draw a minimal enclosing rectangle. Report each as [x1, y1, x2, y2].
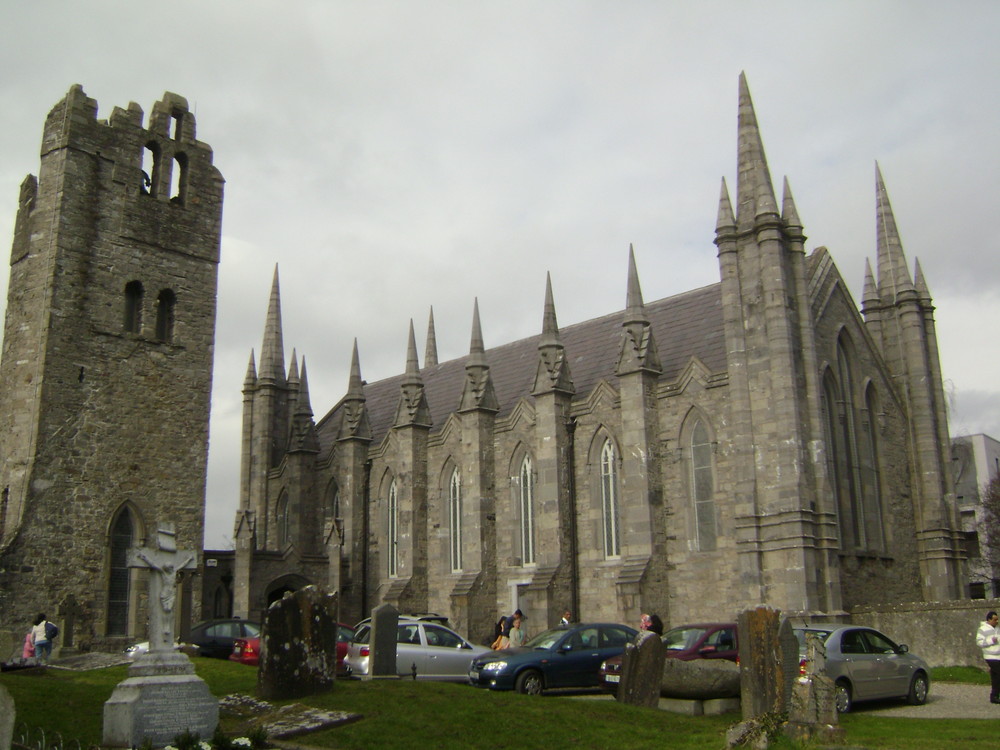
[849, 599, 1000, 668]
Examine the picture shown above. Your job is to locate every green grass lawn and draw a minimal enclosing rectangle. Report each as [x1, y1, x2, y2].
[0, 661, 996, 749]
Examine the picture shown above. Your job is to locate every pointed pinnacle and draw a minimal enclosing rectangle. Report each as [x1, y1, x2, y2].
[259, 265, 286, 382]
[715, 177, 736, 233]
[541, 272, 560, 342]
[624, 245, 647, 325]
[347, 338, 365, 397]
[424, 306, 439, 368]
[470, 298, 485, 355]
[736, 73, 778, 226]
[243, 350, 257, 388]
[287, 349, 299, 384]
[875, 163, 914, 296]
[781, 177, 802, 228]
[405, 319, 420, 375]
[913, 258, 931, 300]
[862, 258, 879, 307]
[296, 357, 313, 416]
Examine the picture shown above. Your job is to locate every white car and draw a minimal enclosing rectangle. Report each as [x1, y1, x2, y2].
[346, 618, 490, 681]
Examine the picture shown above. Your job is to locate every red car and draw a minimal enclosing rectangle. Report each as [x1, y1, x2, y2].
[230, 622, 355, 673]
[599, 622, 738, 691]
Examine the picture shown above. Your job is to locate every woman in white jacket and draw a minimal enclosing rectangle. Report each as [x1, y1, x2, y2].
[975, 610, 1000, 704]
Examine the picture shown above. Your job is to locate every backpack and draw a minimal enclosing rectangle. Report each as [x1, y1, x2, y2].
[45, 621, 58, 640]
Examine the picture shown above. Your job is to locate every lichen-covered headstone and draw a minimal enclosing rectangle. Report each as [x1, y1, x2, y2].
[368, 603, 400, 679]
[736, 606, 798, 720]
[258, 586, 340, 700]
[0, 683, 14, 750]
[617, 630, 665, 707]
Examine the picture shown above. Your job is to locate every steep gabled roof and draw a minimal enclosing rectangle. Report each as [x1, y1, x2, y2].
[316, 282, 725, 454]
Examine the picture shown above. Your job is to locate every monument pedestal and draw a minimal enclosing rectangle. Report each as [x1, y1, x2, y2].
[103, 651, 218, 748]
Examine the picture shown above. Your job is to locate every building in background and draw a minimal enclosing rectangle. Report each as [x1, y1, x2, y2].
[952, 433, 1000, 598]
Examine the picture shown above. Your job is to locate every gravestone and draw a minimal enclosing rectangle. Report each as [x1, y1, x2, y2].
[0, 684, 13, 750]
[367, 603, 399, 679]
[103, 525, 217, 748]
[736, 606, 798, 719]
[258, 586, 340, 700]
[58, 593, 83, 653]
[786, 631, 843, 744]
[617, 630, 664, 707]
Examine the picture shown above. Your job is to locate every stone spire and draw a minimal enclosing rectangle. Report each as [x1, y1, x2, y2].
[616, 246, 661, 376]
[459, 298, 499, 412]
[875, 163, 915, 301]
[914, 258, 932, 303]
[339, 339, 372, 441]
[781, 177, 804, 236]
[862, 258, 879, 310]
[424, 306, 439, 368]
[243, 350, 257, 389]
[532, 273, 574, 395]
[394, 320, 432, 427]
[736, 72, 779, 230]
[258, 265, 286, 384]
[715, 177, 736, 236]
[289, 357, 319, 452]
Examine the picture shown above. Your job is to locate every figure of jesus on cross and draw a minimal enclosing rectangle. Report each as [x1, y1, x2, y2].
[129, 524, 196, 653]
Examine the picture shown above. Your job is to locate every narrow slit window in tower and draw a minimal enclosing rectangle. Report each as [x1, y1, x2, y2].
[155, 289, 176, 342]
[124, 281, 143, 334]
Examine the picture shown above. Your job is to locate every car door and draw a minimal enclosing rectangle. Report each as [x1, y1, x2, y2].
[835, 628, 881, 700]
[199, 621, 240, 658]
[421, 624, 477, 679]
[859, 629, 911, 698]
[699, 626, 738, 661]
[395, 622, 428, 678]
[547, 626, 603, 688]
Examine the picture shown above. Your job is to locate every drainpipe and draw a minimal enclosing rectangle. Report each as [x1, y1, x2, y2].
[566, 416, 580, 621]
[361, 458, 372, 616]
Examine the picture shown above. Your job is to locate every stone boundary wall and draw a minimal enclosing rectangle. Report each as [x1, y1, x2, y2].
[850, 599, 1000, 668]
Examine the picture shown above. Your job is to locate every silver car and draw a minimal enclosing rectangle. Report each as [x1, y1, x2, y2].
[346, 618, 491, 681]
[794, 624, 930, 712]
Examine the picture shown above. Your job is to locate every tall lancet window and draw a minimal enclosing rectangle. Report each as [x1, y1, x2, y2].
[388, 480, 399, 578]
[449, 469, 462, 572]
[690, 419, 717, 551]
[601, 439, 621, 558]
[519, 455, 536, 565]
[107, 508, 134, 636]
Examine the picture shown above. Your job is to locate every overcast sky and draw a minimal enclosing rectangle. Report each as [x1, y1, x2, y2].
[2, 2, 997, 549]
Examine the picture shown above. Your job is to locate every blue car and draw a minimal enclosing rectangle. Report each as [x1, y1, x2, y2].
[468, 622, 638, 695]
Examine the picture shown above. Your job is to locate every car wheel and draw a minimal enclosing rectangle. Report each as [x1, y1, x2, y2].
[515, 669, 544, 695]
[907, 672, 929, 705]
[834, 679, 852, 713]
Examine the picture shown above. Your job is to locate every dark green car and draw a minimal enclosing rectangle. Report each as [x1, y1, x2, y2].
[468, 622, 638, 695]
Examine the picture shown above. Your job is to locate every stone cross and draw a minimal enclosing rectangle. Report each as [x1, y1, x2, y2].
[58, 593, 83, 649]
[128, 524, 196, 652]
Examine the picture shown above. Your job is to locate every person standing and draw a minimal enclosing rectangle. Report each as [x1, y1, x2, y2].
[560, 610, 572, 625]
[31, 613, 52, 665]
[508, 612, 526, 647]
[976, 610, 1000, 704]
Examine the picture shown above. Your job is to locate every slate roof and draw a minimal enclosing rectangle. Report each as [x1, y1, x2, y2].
[315, 281, 725, 455]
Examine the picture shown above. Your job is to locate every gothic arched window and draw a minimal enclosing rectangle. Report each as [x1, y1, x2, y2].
[449, 469, 462, 572]
[690, 419, 717, 551]
[601, 439, 621, 558]
[276, 492, 290, 547]
[107, 508, 134, 636]
[519, 455, 536, 565]
[860, 384, 886, 551]
[388, 480, 399, 578]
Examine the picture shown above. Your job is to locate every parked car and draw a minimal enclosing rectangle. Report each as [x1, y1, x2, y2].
[599, 622, 738, 691]
[470, 622, 638, 695]
[345, 618, 489, 680]
[187, 618, 261, 659]
[793, 624, 930, 712]
[230, 622, 355, 671]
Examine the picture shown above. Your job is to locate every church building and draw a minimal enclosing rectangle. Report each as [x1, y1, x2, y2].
[222, 74, 964, 642]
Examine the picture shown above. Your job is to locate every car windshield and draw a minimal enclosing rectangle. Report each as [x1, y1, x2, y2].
[245, 623, 261, 637]
[663, 626, 707, 651]
[523, 628, 565, 650]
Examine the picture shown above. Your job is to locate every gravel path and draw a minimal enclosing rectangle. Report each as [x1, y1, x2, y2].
[851, 681, 1000, 719]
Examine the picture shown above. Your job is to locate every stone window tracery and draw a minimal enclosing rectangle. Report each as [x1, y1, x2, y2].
[690, 419, 717, 551]
[518, 455, 536, 565]
[107, 508, 134, 636]
[388, 479, 399, 578]
[601, 439, 621, 558]
[449, 468, 462, 572]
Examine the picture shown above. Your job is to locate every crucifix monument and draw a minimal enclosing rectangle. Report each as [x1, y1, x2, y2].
[103, 523, 217, 748]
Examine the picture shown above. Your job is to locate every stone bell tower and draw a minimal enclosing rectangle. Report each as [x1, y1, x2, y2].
[0, 85, 224, 649]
